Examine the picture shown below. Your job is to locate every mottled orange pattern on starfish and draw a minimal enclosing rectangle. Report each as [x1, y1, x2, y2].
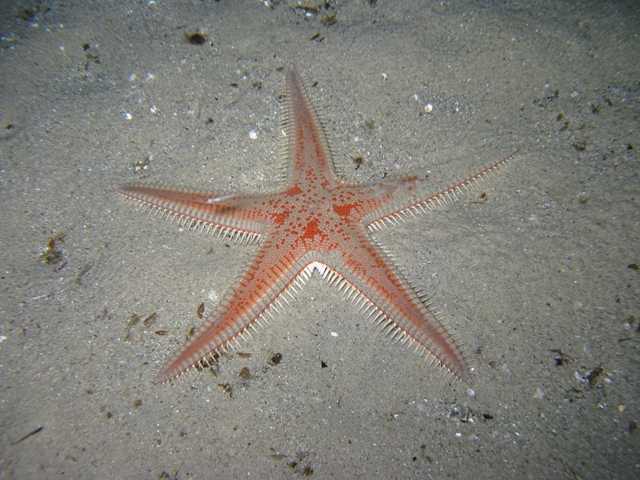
[117, 66, 516, 384]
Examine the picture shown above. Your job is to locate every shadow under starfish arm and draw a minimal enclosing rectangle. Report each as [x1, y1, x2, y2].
[365, 148, 519, 230]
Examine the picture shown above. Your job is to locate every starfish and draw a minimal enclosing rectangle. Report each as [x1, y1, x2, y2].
[117, 65, 516, 385]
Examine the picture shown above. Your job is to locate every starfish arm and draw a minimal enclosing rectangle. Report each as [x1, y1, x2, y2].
[154, 239, 313, 383]
[115, 184, 267, 239]
[365, 149, 518, 230]
[283, 66, 340, 189]
[330, 229, 472, 383]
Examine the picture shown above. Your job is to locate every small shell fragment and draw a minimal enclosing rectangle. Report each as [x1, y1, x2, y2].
[533, 387, 545, 399]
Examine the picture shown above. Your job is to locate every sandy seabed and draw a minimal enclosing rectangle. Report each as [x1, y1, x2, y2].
[1, 1, 638, 478]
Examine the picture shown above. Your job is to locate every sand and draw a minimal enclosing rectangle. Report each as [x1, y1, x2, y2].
[1, 0, 638, 478]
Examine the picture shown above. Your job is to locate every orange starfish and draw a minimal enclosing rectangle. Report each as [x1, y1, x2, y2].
[117, 66, 516, 384]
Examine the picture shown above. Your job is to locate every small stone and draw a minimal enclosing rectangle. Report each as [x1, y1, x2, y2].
[533, 387, 545, 399]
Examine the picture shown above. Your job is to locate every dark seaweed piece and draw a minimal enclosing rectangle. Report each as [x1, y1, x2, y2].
[185, 32, 207, 46]
[143, 312, 158, 328]
[218, 383, 232, 397]
[127, 314, 140, 328]
[550, 349, 574, 366]
[269, 352, 283, 365]
[12, 426, 44, 445]
[364, 119, 375, 131]
[321, 14, 337, 26]
[186, 326, 196, 341]
[39, 232, 66, 267]
[19, 5, 39, 22]
[470, 191, 489, 205]
[587, 365, 604, 388]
